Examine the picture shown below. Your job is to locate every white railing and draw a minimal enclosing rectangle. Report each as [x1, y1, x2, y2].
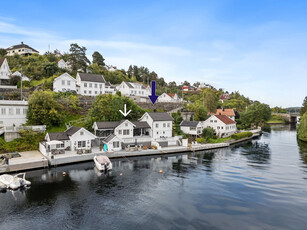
[0, 85, 17, 89]
[4, 125, 46, 132]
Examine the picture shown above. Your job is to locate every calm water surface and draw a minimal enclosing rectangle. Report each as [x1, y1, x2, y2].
[1, 125, 307, 230]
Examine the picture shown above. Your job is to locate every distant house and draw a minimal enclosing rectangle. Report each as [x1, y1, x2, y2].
[53, 73, 76, 92]
[216, 109, 235, 121]
[158, 93, 182, 103]
[0, 58, 12, 85]
[180, 121, 203, 136]
[57, 59, 69, 70]
[203, 115, 236, 138]
[41, 126, 97, 155]
[102, 134, 123, 152]
[0, 100, 28, 127]
[106, 65, 117, 72]
[6, 42, 39, 56]
[116, 81, 151, 98]
[76, 72, 106, 96]
[12, 71, 30, 82]
[182, 85, 196, 92]
[139, 112, 174, 139]
[220, 93, 230, 103]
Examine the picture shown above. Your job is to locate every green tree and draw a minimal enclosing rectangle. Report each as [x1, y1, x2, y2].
[201, 88, 218, 113]
[240, 102, 271, 128]
[202, 127, 216, 141]
[297, 113, 307, 142]
[300, 96, 307, 116]
[271, 106, 287, 113]
[0, 48, 7, 57]
[92, 51, 105, 67]
[27, 90, 64, 127]
[85, 94, 145, 130]
[68, 43, 90, 72]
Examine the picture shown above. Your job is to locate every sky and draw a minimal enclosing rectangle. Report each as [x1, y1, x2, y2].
[0, 0, 306, 107]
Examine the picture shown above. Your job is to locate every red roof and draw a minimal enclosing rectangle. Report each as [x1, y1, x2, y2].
[167, 93, 175, 98]
[215, 115, 236, 124]
[216, 109, 235, 117]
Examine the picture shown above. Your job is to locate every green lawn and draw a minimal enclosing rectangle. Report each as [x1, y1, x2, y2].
[47, 114, 86, 133]
[267, 114, 286, 124]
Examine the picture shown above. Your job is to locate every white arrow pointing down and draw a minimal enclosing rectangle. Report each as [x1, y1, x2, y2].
[119, 104, 132, 117]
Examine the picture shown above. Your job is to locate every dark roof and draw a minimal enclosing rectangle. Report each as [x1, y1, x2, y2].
[147, 112, 174, 121]
[6, 42, 39, 53]
[48, 132, 69, 141]
[132, 121, 150, 129]
[103, 134, 117, 143]
[180, 120, 200, 127]
[95, 120, 127, 129]
[125, 82, 134, 88]
[215, 115, 236, 124]
[65, 126, 81, 136]
[0, 58, 4, 66]
[78, 73, 106, 83]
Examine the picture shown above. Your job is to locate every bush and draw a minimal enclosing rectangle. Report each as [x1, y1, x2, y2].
[202, 127, 216, 141]
[297, 113, 307, 142]
[196, 137, 206, 144]
[231, 132, 253, 140]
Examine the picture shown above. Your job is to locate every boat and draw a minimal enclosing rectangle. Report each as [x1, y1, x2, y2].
[0, 173, 31, 190]
[94, 156, 112, 171]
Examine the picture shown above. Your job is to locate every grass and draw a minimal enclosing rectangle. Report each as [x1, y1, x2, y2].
[47, 114, 86, 133]
[208, 137, 232, 143]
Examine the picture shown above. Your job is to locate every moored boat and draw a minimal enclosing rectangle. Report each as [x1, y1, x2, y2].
[94, 156, 112, 171]
[0, 173, 31, 190]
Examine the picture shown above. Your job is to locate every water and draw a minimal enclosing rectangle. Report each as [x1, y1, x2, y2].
[1, 125, 307, 230]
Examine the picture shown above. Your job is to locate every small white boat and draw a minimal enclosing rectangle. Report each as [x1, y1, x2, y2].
[94, 156, 112, 171]
[0, 173, 31, 190]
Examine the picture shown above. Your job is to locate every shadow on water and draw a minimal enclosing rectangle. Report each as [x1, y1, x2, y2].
[270, 123, 297, 131]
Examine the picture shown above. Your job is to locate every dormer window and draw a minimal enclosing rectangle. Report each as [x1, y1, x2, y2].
[80, 131, 84, 135]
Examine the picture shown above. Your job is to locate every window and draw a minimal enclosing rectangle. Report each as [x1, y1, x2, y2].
[1, 108, 6, 115]
[62, 80, 65, 85]
[210, 120, 213, 123]
[157, 132, 159, 135]
[84, 83, 87, 87]
[217, 126, 220, 129]
[9, 108, 13, 115]
[78, 141, 86, 148]
[89, 91, 92, 94]
[23, 109, 27, 115]
[156, 123, 159, 128]
[95, 84, 97, 88]
[163, 123, 166, 128]
[84, 90, 87, 94]
[118, 130, 122, 135]
[221, 127, 223, 129]
[56, 143, 65, 148]
[100, 84, 102, 88]
[125, 123, 128, 127]
[95, 91, 97, 94]
[167, 123, 170, 128]
[113, 141, 120, 148]
[163, 131, 165, 134]
[89, 83, 92, 87]
[16, 108, 20, 115]
[123, 129, 130, 135]
[80, 131, 84, 135]
[214, 120, 217, 123]
[67, 81, 71, 86]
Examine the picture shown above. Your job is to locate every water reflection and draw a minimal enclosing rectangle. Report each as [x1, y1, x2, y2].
[298, 139, 307, 164]
[239, 142, 271, 168]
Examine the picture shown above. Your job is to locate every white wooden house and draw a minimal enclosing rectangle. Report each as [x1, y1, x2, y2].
[180, 121, 203, 136]
[139, 112, 173, 139]
[0, 100, 28, 127]
[105, 82, 116, 94]
[203, 115, 236, 137]
[103, 134, 123, 152]
[116, 81, 150, 97]
[57, 59, 69, 70]
[41, 126, 97, 155]
[92, 119, 151, 148]
[53, 73, 76, 92]
[158, 93, 182, 103]
[0, 58, 11, 85]
[76, 73, 106, 96]
[12, 71, 30, 81]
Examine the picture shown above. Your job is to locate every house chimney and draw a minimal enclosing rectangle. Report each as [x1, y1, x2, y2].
[21, 41, 24, 44]
[219, 112, 221, 115]
[222, 108, 225, 111]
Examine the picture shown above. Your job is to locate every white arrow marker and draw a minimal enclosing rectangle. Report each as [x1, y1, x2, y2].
[119, 104, 132, 117]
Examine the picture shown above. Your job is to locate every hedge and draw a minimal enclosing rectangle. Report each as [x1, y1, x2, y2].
[231, 132, 253, 140]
